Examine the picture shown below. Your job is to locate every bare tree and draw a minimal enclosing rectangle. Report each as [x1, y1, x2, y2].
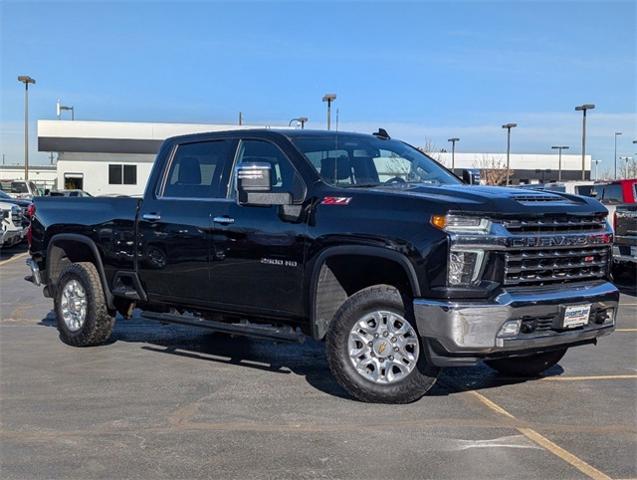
[417, 138, 443, 164]
[474, 155, 513, 186]
[619, 158, 637, 179]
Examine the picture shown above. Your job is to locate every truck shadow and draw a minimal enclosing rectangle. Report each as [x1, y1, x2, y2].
[39, 313, 563, 400]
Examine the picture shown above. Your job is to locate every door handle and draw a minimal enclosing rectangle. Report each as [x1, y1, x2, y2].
[213, 215, 235, 225]
[142, 213, 161, 221]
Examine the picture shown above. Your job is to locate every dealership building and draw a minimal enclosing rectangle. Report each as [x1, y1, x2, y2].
[35, 120, 592, 195]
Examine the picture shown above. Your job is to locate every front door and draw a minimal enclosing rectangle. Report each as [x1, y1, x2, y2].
[210, 139, 308, 318]
[137, 138, 237, 306]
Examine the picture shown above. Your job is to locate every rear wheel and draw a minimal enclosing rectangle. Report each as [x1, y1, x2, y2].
[326, 285, 440, 403]
[485, 348, 567, 377]
[54, 262, 115, 347]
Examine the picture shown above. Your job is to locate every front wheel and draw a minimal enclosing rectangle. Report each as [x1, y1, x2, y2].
[54, 262, 115, 347]
[485, 348, 567, 377]
[326, 285, 440, 403]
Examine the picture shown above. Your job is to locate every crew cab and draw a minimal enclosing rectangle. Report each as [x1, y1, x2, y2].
[26, 129, 619, 403]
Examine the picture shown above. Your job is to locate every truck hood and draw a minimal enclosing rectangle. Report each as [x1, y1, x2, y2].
[368, 184, 608, 216]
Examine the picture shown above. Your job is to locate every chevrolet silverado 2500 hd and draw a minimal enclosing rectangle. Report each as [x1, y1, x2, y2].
[26, 129, 619, 403]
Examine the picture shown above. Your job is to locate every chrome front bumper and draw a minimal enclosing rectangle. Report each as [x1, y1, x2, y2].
[414, 281, 619, 366]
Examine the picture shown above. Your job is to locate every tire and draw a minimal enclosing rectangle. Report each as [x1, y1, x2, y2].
[485, 348, 567, 377]
[326, 285, 440, 403]
[54, 262, 115, 347]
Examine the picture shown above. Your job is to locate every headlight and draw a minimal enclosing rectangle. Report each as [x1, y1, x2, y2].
[448, 249, 486, 286]
[445, 215, 491, 234]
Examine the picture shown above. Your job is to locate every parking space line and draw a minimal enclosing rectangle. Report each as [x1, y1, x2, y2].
[468, 391, 612, 480]
[616, 328, 637, 332]
[0, 252, 28, 267]
[542, 374, 637, 381]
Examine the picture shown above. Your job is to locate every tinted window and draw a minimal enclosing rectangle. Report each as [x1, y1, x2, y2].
[290, 134, 460, 187]
[123, 165, 137, 185]
[108, 165, 122, 184]
[163, 140, 234, 198]
[235, 140, 305, 202]
[602, 184, 623, 204]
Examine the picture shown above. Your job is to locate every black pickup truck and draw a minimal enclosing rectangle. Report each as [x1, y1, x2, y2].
[26, 129, 619, 403]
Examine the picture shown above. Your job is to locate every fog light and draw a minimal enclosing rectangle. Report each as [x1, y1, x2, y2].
[497, 319, 522, 338]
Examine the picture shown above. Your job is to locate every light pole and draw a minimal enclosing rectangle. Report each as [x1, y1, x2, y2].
[56, 98, 75, 120]
[551, 145, 569, 182]
[18, 75, 36, 181]
[502, 123, 517, 185]
[592, 159, 601, 180]
[575, 104, 595, 180]
[447, 137, 459, 173]
[322, 93, 336, 130]
[614, 132, 622, 179]
[288, 117, 309, 129]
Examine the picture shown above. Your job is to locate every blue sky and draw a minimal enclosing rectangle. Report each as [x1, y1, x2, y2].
[1, 0, 635, 174]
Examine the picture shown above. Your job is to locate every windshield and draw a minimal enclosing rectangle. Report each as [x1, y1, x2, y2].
[290, 134, 461, 187]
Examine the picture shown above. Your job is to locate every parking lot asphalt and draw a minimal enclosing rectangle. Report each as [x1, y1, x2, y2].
[1, 243, 636, 480]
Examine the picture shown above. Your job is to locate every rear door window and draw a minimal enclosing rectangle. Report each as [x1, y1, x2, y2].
[162, 140, 235, 199]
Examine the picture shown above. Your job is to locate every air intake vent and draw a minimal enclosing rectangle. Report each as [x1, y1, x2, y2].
[512, 194, 571, 204]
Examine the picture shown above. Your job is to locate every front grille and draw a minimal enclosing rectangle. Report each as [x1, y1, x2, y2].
[503, 214, 606, 234]
[504, 246, 610, 286]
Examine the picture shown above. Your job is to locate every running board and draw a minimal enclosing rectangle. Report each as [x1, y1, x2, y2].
[140, 311, 305, 343]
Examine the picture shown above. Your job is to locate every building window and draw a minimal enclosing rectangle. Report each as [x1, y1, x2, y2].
[109, 164, 137, 185]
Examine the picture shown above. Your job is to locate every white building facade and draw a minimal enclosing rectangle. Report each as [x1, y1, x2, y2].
[37, 120, 593, 195]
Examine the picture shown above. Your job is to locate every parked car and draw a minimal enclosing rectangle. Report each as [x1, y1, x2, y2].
[0, 179, 40, 199]
[612, 205, 637, 277]
[590, 179, 637, 220]
[49, 190, 93, 197]
[0, 190, 32, 225]
[26, 129, 618, 403]
[0, 201, 26, 247]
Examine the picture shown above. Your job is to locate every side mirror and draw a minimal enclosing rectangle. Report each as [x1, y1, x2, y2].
[462, 168, 480, 185]
[236, 162, 292, 206]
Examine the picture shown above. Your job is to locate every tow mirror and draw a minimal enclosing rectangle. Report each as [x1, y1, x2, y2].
[236, 162, 292, 206]
[462, 168, 481, 185]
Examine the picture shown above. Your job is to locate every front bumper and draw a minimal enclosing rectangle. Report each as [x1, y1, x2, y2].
[613, 237, 637, 264]
[414, 281, 619, 367]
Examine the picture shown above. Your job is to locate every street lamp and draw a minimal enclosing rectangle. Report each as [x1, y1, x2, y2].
[56, 98, 75, 120]
[592, 159, 601, 181]
[322, 93, 336, 130]
[613, 132, 622, 179]
[502, 123, 517, 185]
[288, 117, 309, 129]
[447, 137, 459, 172]
[17, 75, 36, 181]
[551, 145, 569, 182]
[575, 104, 595, 180]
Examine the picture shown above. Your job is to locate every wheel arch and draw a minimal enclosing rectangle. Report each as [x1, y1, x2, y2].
[46, 233, 115, 309]
[308, 245, 421, 340]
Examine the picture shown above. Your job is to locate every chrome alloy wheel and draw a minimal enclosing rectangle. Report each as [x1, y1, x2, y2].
[348, 310, 420, 384]
[60, 279, 87, 332]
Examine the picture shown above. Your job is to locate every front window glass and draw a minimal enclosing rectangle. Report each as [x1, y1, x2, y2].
[290, 134, 461, 187]
[602, 184, 623, 204]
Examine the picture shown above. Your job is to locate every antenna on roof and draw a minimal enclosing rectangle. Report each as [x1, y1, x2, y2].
[373, 128, 390, 139]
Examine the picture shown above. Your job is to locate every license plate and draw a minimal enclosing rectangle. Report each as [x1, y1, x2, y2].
[563, 304, 591, 329]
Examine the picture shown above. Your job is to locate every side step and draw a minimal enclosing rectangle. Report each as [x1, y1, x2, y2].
[140, 311, 305, 343]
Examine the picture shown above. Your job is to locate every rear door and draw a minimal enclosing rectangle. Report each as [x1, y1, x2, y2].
[137, 138, 237, 305]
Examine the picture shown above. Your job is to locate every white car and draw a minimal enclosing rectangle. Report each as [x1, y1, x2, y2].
[0, 201, 27, 247]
